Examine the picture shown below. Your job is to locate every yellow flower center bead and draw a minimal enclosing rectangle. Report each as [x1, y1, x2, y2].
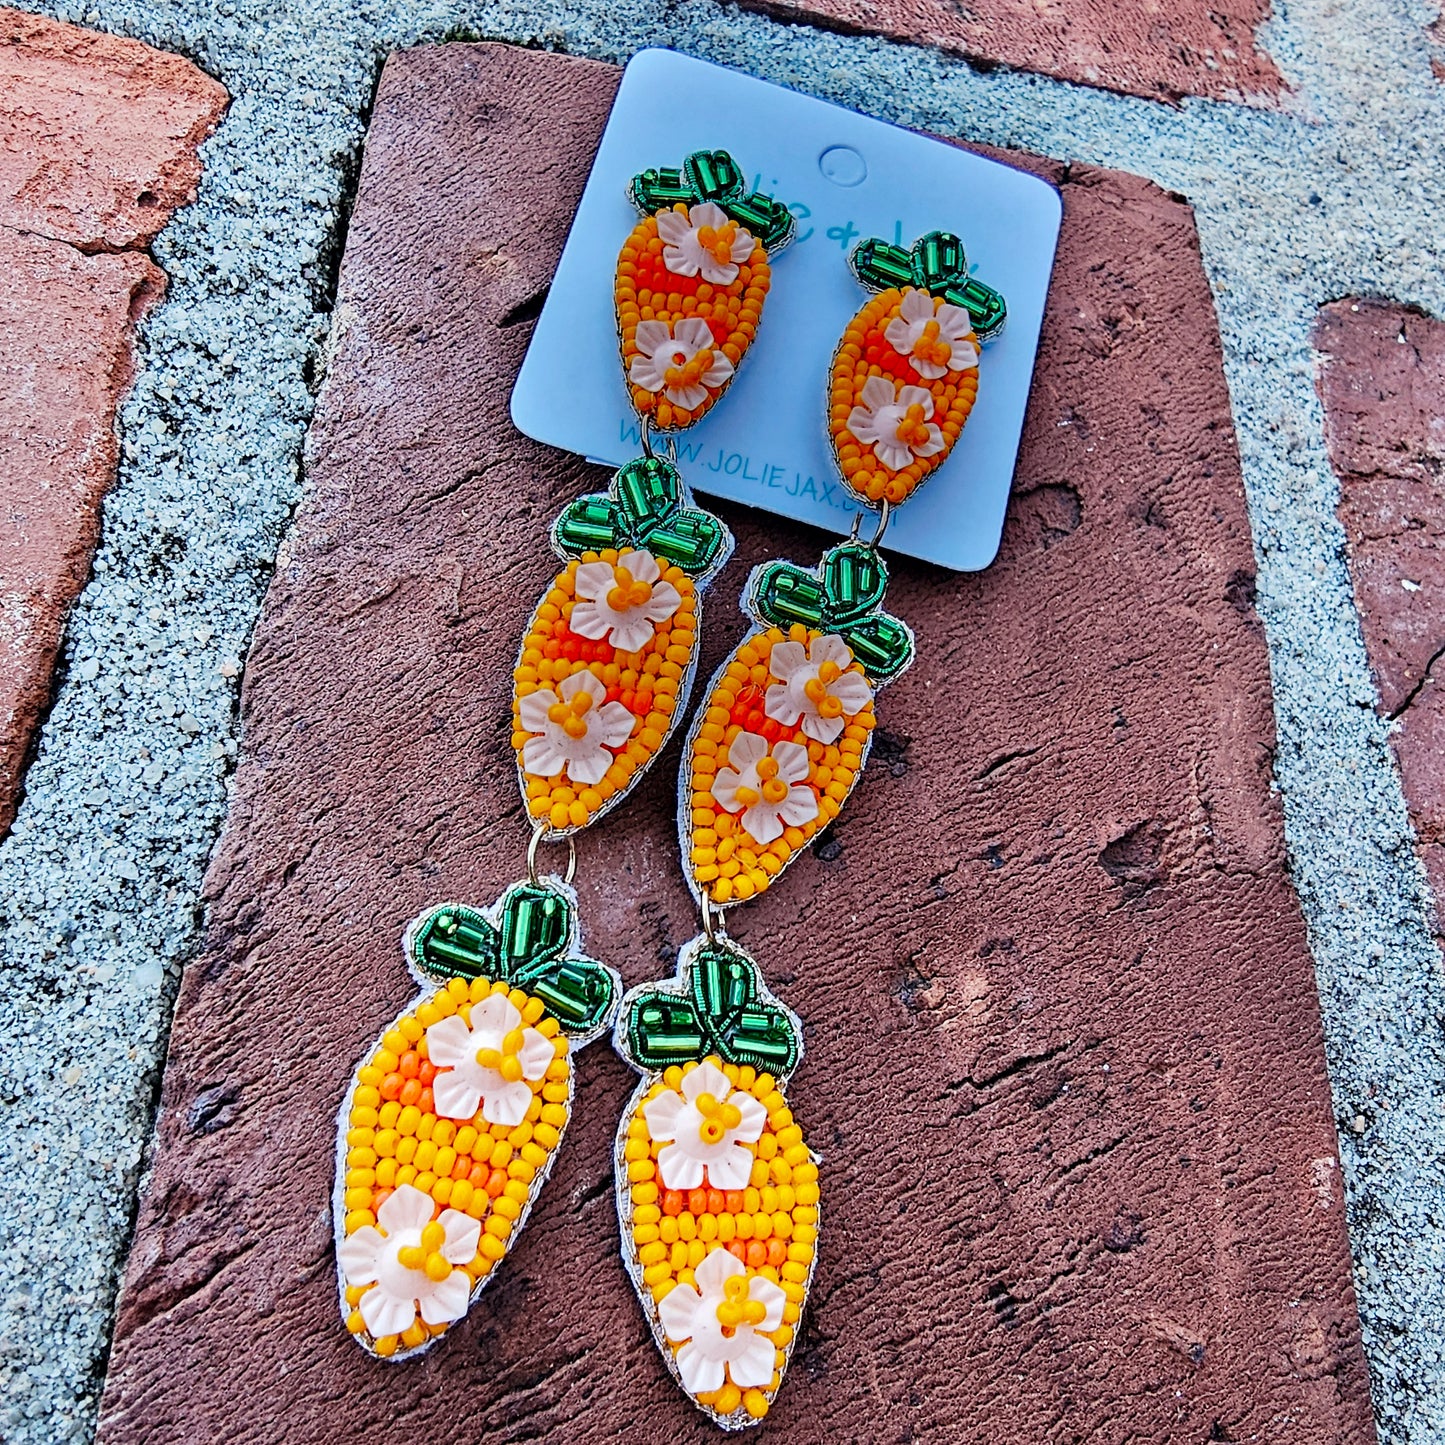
[910, 318, 952, 369]
[894, 403, 932, 449]
[663, 353, 713, 390]
[714, 1274, 768, 1335]
[803, 662, 845, 719]
[476, 1027, 528, 1082]
[397, 1220, 449, 1276]
[606, 564, 655, 612]
[547, 689, 596, 739]
[695, 219, 739, 264]
[695, 1090, 743, 1145]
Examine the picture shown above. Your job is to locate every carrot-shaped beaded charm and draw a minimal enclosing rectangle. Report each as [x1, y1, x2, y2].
[615, 935, 816, 1428]
[513, 454, 732, 838]
[830, 231, 1007, 507]
[334, 882, 618, 1360]
[680, 540, 914, 908]
[617, 150, 795, 432]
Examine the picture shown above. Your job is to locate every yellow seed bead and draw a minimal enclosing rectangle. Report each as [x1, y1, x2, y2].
[485, 1215, 512, 1240]
[493, 1195, 522, 1221]
[628, 1159, 655, 1183]
[539, 1103, 568, 1128]
[670, 1241, 689, 1272]
[451, 1180, 474, 1211]
[632, 1181, 659, 1206]
[344, 1209, 375, 1232]
[642, 1261, 672, 1286]
[659, 1217, 679, 1244]
[346, 1309, 366, 1335]
[503, 1179, 529, 1204]
[634, 1203, 661, 1225]
[716, 1383, 743, 1414]
[478, 1233, 506, 1261]
[717, 1214, 736, 1243]
[633, 1223, 660, 1245]
[743, 1389, 769, 1420]
[534, 1122, 560, 1148]
[372, 1334, 398, 1358]
[374, 1158, 397, 1187]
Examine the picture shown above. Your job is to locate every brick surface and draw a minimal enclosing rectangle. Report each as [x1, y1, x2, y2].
[0, 9, 226, 834]
[98, 42, 1372, 1445]
[734, 0, 1284, 105]
[0, 7, 227, 248]
[1317, 298, 1445, 924]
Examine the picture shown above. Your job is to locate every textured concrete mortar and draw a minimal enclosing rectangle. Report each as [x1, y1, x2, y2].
[0, 0, 1441, 1442]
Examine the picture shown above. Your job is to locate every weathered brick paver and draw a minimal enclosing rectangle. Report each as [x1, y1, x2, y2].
[1317, 298, 1445, 926]
[97, 42, 1372, 1445]
[734, 0, 1285, 104]
[0, 9, 227, 835]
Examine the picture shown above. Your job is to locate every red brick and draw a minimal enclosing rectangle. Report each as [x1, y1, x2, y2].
[0, 11, 226, 833]
[0, 7, 227, 247]
[735, 0, 1284, 104]
[97, 43, 1371, 1445]
[1317, 298, 1445, 923]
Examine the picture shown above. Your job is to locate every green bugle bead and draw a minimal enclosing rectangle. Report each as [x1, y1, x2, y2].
[529, 961, 615, 1033]
[500, 887, 571, 971]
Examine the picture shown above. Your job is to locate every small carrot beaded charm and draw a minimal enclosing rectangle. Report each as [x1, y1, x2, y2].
[617, 150, 795, 431]
[334, 882, 619, 1360]
[514, 454, 732, 838]
[614, 935, 816, 1428]
[830, 231, 1006, 507]
[680, 540, 913, 908]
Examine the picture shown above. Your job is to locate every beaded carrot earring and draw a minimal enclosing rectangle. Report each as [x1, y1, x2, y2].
[611, 232, 1006, 1427]
[328, 151, 794, 1362]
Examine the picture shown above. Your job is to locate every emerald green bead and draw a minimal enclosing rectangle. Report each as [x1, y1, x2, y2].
[622, 937, 801, 1077]
[849, 231, 1007, 342]
[627, 149, 796, 254]
[409, 884, 617, 1037]
[552, 456, 729, 578]
[749, 543, 914, 683]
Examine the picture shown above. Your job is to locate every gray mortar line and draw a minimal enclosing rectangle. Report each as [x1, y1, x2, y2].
[0, 0, 1441, 1439]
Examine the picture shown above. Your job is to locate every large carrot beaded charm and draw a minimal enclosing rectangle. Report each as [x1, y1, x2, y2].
[334, 882, 619, 1360]
[513, 455, 732, 838]
[681, 540, 914, 908]
[830, 231, 1007, 507]
[615, 935, 816, 1428]
[617, 150, 795, 432]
